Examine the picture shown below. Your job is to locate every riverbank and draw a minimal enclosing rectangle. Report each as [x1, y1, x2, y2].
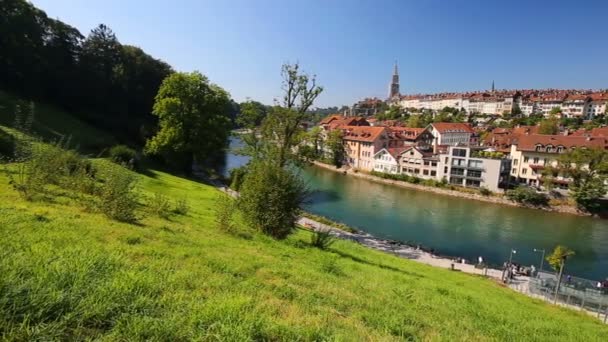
[312, 160, 590, 217]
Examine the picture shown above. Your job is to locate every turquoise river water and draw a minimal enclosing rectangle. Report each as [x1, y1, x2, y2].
[224, 138, 608, 280]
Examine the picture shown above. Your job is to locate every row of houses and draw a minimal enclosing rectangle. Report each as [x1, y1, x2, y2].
[395, 90, 608, 118]
[319, 115, 608, 193]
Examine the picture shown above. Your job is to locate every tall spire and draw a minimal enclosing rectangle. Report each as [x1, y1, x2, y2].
[491, 80, 495, 92]
[389, 61, 400, 100]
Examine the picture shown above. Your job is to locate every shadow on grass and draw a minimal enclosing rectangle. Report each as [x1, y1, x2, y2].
[328, 248, 426, 279]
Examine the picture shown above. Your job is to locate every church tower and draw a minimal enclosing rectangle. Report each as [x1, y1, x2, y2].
[388, 61, 400, 100]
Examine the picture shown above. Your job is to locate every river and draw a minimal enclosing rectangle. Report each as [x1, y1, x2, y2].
[223, 137, 608, 281]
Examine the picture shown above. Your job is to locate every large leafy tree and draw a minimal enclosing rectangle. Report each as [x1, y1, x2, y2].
[326, 129, 345, 167]
[538, 114, 559, 135]
[546, 245, 575, 303]
[145, 71, 232, 173]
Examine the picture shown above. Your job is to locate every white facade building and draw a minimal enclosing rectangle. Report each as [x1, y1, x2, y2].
[437, 146, 511, 192]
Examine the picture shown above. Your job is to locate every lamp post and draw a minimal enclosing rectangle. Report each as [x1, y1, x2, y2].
[533, 248, 545, 277]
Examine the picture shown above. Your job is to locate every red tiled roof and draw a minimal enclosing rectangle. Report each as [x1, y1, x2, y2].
[319, 114, 344, 125]
[570, 127, 608, 137]
[516, 134, 608, 152]
[430, 122, 475, 134]
[341, 126, 387, 143]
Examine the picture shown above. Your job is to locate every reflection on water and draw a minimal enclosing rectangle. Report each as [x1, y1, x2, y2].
[224, 137, 608, 280]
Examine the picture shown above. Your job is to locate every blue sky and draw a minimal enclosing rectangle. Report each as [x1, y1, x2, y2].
[32, 0, 608, 107]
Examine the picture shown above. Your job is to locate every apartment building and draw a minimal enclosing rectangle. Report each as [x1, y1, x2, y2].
[509, 134, 608, 188]
[427, 122, 475, 146]
[342, 126, 389, 171]
[398, 146, 438, 179]
[373, 147, 406, 174]
[437, 146, 511, 192]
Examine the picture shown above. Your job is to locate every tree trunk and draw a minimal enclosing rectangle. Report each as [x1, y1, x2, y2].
[554, 259, 565, 304]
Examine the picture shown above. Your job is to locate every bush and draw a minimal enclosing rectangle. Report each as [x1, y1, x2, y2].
[238, 161, 308, 239]
[311, 228, 335, 250]
[99, 164, 139, 222]
[0, 128, 16, 160]
[506, 186, 548, 206]
[215, 193, 235, 233]
[173, 198, 190, 215]
[479, 187, 492, 196]
[147, 193, 171, 219]
[109, 145, 137, 168]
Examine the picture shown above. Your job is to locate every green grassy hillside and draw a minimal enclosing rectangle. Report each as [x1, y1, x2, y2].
[0, 91, 117, 153]
[1, 162, 607, 340]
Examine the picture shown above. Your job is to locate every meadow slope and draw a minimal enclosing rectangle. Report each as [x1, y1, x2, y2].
[1, 165, 607, 341]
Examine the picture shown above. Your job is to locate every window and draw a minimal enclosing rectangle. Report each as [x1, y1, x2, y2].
[468, 160, 483, 169]
[444, 166, 448, 173]
[465, 179, 481, 188]
[467, 170, 482, 178]
[452, 148, 467, 157]
[444, 157, 448, 163]
[450, 168, 465, 176]
[511, 168, 516, 174]
[431, 170, 437, 176]
[431, 162, 437, 167]
[522, 168, 527, 175]
[423, 170, 429, 176]
[556, 146, 563, 153]
[533, 157, 539, 164]
[523, 156, 529, 163]
[414, 169, 420, 174]
[450, 177, 462, 185]
[452, 158, 466, 166]
[513, 159, 518, 166]
[423, 161, 430, 166]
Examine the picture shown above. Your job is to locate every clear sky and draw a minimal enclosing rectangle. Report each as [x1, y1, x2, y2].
[32, 0, 608, 107]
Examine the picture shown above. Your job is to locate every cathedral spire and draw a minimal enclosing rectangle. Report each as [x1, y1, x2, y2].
[491, 80, 495, 92]
[388, 61, 400, 100]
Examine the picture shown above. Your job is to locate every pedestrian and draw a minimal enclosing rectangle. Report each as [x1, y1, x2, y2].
[478, 256, 483, 265]
[597, 281, 602, 289]
[566, 275, 572, 284]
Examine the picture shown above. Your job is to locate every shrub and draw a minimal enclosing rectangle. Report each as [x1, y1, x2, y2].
[215, 193, 236, 233]
[99, 164, 139, 222]
[311, 228, 335, 250]
[173, 198, 190, 215]
[238, 161, 308, 239]
[0, 128, 16, 160]
[148, 193, 171, 219]
[479, 187, 492, 196]
[109, 145, 137, 168]
[506, 186, 548, 206]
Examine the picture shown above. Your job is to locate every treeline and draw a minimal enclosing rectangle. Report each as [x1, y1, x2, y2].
[1, 0, 174, 144]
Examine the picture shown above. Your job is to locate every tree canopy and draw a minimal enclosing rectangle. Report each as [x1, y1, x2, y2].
[1, 0, 173, 145]
[144, 72, 232, 172]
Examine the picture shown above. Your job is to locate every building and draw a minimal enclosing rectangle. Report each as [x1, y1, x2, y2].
[348, 98, 384, 117]
[342, 126, 389, 171]
[427, 122, 475, 146]
[437, 146, 511, 192]
[386, 127, 434, 149]
[388, 62, 400, 101]
[373, 147, 406, 174]
[319, 115, 369, 131]
[561, 94, 589, 118]
[398, 146, 438, 179]
[586, 93, 608, 118]
[509, 134, 608, 188]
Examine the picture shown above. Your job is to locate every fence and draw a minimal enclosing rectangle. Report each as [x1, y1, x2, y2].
[510, 271, 608, 323]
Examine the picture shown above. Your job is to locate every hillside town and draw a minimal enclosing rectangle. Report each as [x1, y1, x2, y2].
[311, 64, 608, 197]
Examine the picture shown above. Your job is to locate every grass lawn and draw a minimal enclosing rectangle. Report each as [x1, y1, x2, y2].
[1, 163, 607, 341]
[0, 91, 117, 153]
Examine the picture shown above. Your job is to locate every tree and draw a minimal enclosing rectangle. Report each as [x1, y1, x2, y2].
[326, 129, 345, 167]
[546, 148, 608, 211]
[237, 100, 268, 128]
[546, 245, 575, 304]
[237, 63, 321, 239]
[407, 115, 423, 128]
[538, 114, 559, 135]
[144, 71, 232, 173]
[260, 63, 323, 167]
[549, 107, 562, 115]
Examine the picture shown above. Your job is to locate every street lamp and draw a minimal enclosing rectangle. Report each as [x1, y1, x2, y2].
[533, 248, 545, 276]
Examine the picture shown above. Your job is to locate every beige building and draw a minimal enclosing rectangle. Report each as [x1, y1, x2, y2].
[342, 126, 389, 171]
[427, 122, 475, 146]
[509, 134, 608, 188]
[398, 146, 438, 179]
